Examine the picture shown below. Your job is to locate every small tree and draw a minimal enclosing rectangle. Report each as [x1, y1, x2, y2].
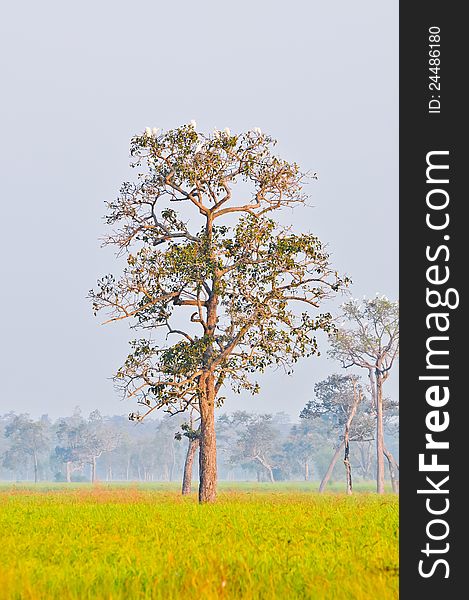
[329, 296, 399, 493]
[90, 124, 349, 502]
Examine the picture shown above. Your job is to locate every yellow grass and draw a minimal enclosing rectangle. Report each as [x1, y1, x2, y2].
[0, 484, 398, 599]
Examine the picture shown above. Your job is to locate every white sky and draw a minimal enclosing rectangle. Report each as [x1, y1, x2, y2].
[0, 1, 398, 420]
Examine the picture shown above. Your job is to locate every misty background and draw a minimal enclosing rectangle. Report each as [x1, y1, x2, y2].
[0, 1, 398, 420]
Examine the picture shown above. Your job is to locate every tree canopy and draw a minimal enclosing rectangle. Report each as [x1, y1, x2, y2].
[90, 123, 349, 501]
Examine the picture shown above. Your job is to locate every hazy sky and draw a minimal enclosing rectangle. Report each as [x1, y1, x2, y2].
[0, 1, 398, 420]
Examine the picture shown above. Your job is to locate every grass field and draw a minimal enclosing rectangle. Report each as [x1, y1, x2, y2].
[0, 483, 398, 599]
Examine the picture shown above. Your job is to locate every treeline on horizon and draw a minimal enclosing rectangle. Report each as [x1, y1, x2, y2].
[0, 396, 398, 490]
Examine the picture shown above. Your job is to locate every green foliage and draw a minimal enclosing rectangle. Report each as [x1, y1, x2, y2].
[174, 421, 200, 442]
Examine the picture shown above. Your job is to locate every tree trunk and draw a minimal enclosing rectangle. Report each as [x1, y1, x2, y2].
[254, 455, 275, 483]
[319, 441, 345, 492]
[198, 371, 217, 503]
[91, 456, 97, 483]
[344, 441, 352, 495]
[304, 460, 309, 481]
[368, 368, 385, 493]
[267, 465, 274, 483]
[126, 456, 130, 481]
[182, 437, 200, 495]
[33, 451, 38, 484]
[375, 372, 385, 494]
[343, 380, 361, 495]
[384, 447, 399, 493]
[169, 442, 175, 482]
[66, 461, 72, 483]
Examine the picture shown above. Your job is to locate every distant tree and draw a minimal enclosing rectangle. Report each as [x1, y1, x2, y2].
[108, 431, 134, 481]
[0, 415, 11, 479]
[100, 422, 135, 481]
[355, 439, 374, 480]
[2, 444, 28, 480]
[90, 124, 349, 502]
[82, 411, 120, 483]
[216, 412, 248, 480]
[301, 374, 373, 493]
[282, 420, 316, 481]
[329, 296, 399, 493]
[3, 415, 50, 483]
[130, 435, 157, 481]
[228, 413, 281, 482]
[55, 409, 88, 482]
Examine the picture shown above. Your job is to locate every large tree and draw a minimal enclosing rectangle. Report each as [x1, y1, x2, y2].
[90, 124, 348, 502]
[329, 296, 399, 493]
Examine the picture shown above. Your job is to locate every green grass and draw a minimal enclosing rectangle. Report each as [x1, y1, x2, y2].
[0, 484, 398, 599]
[0, 480, 392, 493]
